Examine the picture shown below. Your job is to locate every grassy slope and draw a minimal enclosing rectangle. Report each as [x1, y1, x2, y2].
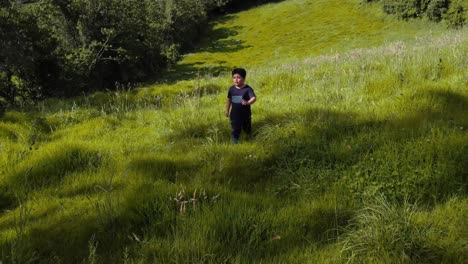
[177, 0, 444, 72]
[0, 0, 467, 263]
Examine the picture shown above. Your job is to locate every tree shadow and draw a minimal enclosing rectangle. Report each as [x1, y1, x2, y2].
[157, 13, 250, 82]
[261, 90, 468, 202]
[261, 204, 353, 261]
[150, 1, 287, 87]
[11, 209, 99, 262]
[218, 109, 359, 191]
[0, 190, 16, 213]
[198, 25, 250, 53]
[0, 125, 18, 141]
[395, 89, 468, 128]
[0, 144, 104, 217]
[218, 0, 286, 14]
[1, 89, 465, 262]
[6, 145, 102, 190]
[124, 155, 199, 183]
[160, 62, 233, 84]
[56, 182, 126, 199]
[161, 89, 467, 202]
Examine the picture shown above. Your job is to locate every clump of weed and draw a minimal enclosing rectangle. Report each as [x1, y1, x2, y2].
[340, 196, 442, 263]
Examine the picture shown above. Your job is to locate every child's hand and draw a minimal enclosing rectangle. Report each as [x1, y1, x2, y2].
[242, 99, 249, 105]
[225, 111, 229, 117]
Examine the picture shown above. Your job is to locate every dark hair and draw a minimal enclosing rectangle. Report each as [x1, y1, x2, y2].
[232, 68, 246, 79]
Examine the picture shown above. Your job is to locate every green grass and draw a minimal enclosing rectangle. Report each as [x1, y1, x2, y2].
[0, 0, 467, 262]
[340, 196, 468, 263]
[173, 0, 447, 78]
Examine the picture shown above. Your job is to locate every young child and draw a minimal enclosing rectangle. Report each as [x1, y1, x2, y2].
[225, 68, 256, 144]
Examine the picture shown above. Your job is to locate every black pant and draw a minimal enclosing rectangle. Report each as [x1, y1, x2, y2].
[230, 113, 251, 140]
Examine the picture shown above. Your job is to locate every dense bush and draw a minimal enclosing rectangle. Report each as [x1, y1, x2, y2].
[446, 0, 468, 27]
[382, 0, 428, 19]
[0, 1, 53, 106]
[426, 0, 449, 21]
[375, 0, 466, 27]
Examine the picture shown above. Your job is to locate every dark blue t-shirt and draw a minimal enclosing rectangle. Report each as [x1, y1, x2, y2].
[227, 85, 256, 116]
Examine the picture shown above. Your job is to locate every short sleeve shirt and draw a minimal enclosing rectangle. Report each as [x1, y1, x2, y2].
[227, 85, 256, 115]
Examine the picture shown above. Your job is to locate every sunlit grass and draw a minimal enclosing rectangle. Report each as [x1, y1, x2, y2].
[178, 0, 447, 73]
[0, 0, 467, 262]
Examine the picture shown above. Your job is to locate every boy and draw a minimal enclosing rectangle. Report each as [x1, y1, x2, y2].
[225, 68, 256, 144]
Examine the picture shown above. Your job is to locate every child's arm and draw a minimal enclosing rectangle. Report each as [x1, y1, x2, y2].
[225, 98, 231, 117]
[242, 97, 256, 106]
[242, 87, 256, 106]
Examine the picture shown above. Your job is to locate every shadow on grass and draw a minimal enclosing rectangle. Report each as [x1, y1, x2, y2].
[125, 155, 199, 183]
[56, 182, 126, 199]
[1, 90, 465, 262]
[0, 145, 105, 222]
[198, 24, 250, 53]
[10, 210, 99, 263]
[157, 15, 249, 83]
[220, 0, 286, 14]
[0, 189, 149, 263]
[159, 60, 233, 85]
[0, 125, 19, 141]
[263, 204, 354, 261]
[162, 89, 467, 202]
[7, 145, 102, 190]
[0, 190, 16, 212]
[395, 89, 468, 128]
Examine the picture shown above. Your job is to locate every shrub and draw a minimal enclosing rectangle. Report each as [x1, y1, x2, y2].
[379, 0, 466, 27]
[445, 0, 467, 28]
[383, 0, 423, 19]
[427, 0, 449, 22]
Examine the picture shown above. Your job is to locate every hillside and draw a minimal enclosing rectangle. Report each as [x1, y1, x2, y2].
[172, 0, 447, 78]
[1, 0, 467, 263]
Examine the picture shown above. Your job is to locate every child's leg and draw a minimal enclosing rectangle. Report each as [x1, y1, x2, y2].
[230, 118, 242, 144]
[242, 114, 252, 136]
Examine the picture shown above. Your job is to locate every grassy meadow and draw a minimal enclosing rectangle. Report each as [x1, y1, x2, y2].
[1, 0, 467, 263]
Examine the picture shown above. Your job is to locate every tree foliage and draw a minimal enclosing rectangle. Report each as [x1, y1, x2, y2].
[1, 0, 465, 108]
[376, 0, 467, 27]
[0, 0, 268, 108]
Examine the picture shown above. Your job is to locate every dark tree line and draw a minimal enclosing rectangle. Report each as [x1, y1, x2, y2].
[0, 0, 273, 110]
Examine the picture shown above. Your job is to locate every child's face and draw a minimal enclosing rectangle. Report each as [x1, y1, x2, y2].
[232, 74, 245, 87]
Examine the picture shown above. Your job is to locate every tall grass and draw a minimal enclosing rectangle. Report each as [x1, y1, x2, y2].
[0, 0, 466, 262]
[340, 196, 468, 263]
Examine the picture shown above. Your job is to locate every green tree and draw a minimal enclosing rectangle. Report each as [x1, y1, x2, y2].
[0, 1, 55, 106]
[427, 0, 449, 22]
[0, 0, 281, 109]
[446, 0, 467, 28]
